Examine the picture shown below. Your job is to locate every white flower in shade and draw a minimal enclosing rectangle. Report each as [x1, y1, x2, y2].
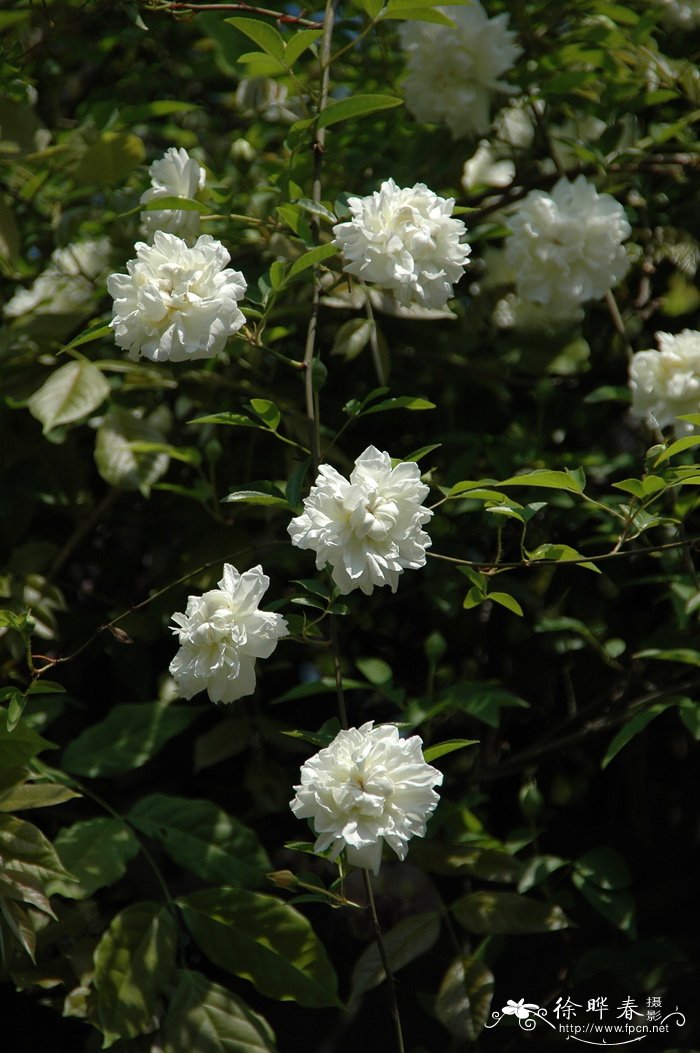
[399, 2, 522, 139]
[629, 330, 700, 435]
[290, 721, 443, 875]
[332, 179, 470, 309]
[169, 564, 288, 704]
[4, 238, 110, 318]
[108, 232, 247, 362]
[288, 446, 433, 596]
[505, 175, 630, 312]
[658, 0, 700, 28]
[140, 147, 206, 241]
[461, 141, 515, 193]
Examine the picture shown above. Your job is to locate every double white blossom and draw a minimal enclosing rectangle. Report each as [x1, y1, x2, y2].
[108, 232, 247, 362]
[288, 446, 433, 596]
[399, 2, 522, 139]
[4, 238, 110, 318]
[290, 721, 443, 874]
[505, 175, 630, 313]
[629, 330, 700, 435]
[332, 179, 470, 309]
[658, 0, 700, 28]
[140, 147, 206, 242]
[169, 564, 288, 704]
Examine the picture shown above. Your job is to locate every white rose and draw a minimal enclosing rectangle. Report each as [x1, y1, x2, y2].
[332, 179, 470, 309]
[4, 238, 110, 318]
[140, 147, 206, 242]
[108, 232, 247, 362]
[288, 446, 433, 596]
[169, 564, 288, 704]
[629, 330, 700, 435]
[399, 2, 522, 139]
[290, 721, 443, 875]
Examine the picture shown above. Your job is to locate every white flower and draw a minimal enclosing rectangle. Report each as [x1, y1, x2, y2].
[332, 179, 470, 309]
[502, 999, 539, 1020]
[505, 175, 630, 312]
[169, 564, 288, 704]
[461, 141, 515, 193]
[290, 721, 443, 874]
[140, 147, 206, 241]
[629, 330, 700, 435]
[108, 232, 247, 362]
[4, 238, 110, 318]
[399, 2, 522, 139]
[658, 0, 700, 28]
[288, 446, 433, 596]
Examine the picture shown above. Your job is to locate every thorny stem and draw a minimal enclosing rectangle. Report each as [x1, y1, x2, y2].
[363, 870, 406, 1053]
[144, 1, 323, 28]
[302, 0, 336, 471]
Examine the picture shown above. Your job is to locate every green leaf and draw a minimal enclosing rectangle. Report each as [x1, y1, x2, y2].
[518, 855, 569, 893]
[48, 818, 139, 899]
[95, 407, 170, 495]
[63, 319, 112, 350]
[225, 17, 285, 60]
[352, 0, 383, 16]
[61, 702, 201, 778]
[287, 242, 338, 279]
[379, 5, 457, 24]
[528, 543, 600, 573]
[129, 794, 271, 889]
[223, 483, 290, 508]
[679, 698, 700, 739]
[249, 399, 280, 431]
[0, 719, 55, 769]
[571, 872, 636, 934]
[317, 93, 403, 129]
[574, 847, 630, 891]
[75, 131, 146, 185]
[180, 888, 340, 1008]
[284, 28, 323, 65]
[435, 955, 495, 1041]
[635, 647, 700, 666]
[497, 468, 586, 493]
[355, 657, 392, 685]
[28, 360, 110, 434]
[0, 781, 79, 812]
[488, 592, 524, 617]
[362, 396, 435, 415]
[189, 412, 259, 429]
[423, 739, 478, 763]
[0, 814, 70, 923]
[6, 690, 26, 732]
[601, 703, 673, 768]
[654, 434, 700, 465]
[452, 892, 568, 934]
[94, 902, 178, 1047]
[350, 912, 440, 1002]
[163, 969, 278, 1053]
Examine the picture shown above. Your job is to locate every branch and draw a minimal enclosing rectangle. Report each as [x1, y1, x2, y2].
[144, 0, 323, 27]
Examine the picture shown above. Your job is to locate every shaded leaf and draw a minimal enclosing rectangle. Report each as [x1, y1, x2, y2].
[180, 888, 340, 1008]
[601, 703, 673, 768]
[163, 969, 278, 1053]
[75, 131, 145, 185]
[452, 892, 568, 934]
[48, 818, 139, 899]
[350, 911, 440, 1003]
[435, 955, 495, 1041]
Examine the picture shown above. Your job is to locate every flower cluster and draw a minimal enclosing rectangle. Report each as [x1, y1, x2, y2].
[290, 721, 443, 874]
[505, 175, 630, 313]
[140, 147, 206, 242]
[108, 231, 247, 362]
[4, 238, 110, 318]
[169, 564, 288, 704]
[332, 179, 470, 309]
[399, 2, 522, 139]
[629, 330, 700, 435]
[288, 446, 433, 595]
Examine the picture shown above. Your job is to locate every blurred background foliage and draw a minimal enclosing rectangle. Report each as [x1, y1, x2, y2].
[0, 0, 699, 1050]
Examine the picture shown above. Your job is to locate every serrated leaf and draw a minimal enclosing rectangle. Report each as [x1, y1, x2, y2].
[163, 969, 278, 1053]
[423, 739, 478, 763]
[452, 892, 568, 934]
[225, 16, 285, 59]
[129, 794, 271, 889]
[350, 911, 440, 1002]
[48, 818, 139, 899]
[317, 93, 402, 129]
[435, 955, 494, 1041]
[28, 360, 110, 433]
[61, 702, 201, 778]
[180, 888, 340, 1008]
[94, 902, 178, 1047]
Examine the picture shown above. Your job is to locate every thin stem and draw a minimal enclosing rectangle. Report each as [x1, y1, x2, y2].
[302, 0, 336, 471]
[362, 283, 386, 386]
[363, 870, 406, 1053]
[330, 615, 349, 730]
[146, 1, 323, 27]
[47, 490, 120, 583]
[605, 289, 634, 361]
